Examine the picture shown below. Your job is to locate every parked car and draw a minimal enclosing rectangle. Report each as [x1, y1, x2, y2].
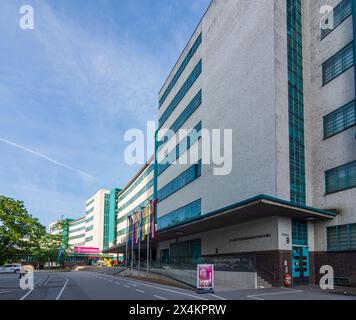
[0, 264, 22, 273]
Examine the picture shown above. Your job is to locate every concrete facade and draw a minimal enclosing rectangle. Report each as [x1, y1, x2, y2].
[154, 0, 355, 287]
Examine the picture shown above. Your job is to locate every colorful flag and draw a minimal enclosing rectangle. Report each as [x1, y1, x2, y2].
[135, 212, 140, 244]
[149, 200, 157, 240]
[142, 206, 149, 241]
[127, 215, 133, 246]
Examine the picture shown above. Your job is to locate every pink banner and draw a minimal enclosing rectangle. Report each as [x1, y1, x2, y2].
[197, 264, 214, 290]
[74, 247, 100, 254]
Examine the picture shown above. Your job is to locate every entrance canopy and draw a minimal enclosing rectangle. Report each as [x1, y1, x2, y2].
[104, 195, 336, 253]
[157, 194, 336, 242]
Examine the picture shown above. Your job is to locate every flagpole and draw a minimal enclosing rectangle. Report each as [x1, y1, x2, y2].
[131, 214, 134, 270]
[147, 202, 150, 275]
[125, 214, 129, 268]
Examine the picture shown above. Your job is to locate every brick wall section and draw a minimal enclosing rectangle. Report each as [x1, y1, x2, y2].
[314, 252, 356, 287]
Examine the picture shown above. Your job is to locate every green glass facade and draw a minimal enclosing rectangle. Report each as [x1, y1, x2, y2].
[287, 0, 306, 205]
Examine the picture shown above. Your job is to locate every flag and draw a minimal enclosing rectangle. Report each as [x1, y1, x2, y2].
[142, 206, 149, 241]
[149, 200, 158, 240]
[127, 215, 133, 246]
[134, 212, 140, 244]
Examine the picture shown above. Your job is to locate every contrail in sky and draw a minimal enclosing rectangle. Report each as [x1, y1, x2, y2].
[0, 137, 101, 182]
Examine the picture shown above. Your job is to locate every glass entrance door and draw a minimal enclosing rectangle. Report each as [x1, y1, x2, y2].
[292, 246, 310, 285]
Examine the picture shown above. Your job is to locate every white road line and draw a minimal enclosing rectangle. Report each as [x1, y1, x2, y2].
[115, 282, 121, 285]
[123, 285, 130, 288]
[136, 289, 145, 294]
[117, 277, 208, 300]
[209, 294, 227, 300]
[55, 278, 69, 301]
[20, 289, 34, 301]
[0, 291, 13, 294]
[247, 289, 303, 300]
[154, 295, 168, 300]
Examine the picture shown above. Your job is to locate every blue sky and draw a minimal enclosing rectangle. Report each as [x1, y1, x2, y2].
[0, 0, 211, 227]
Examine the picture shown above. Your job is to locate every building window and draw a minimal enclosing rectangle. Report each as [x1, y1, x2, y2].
[328, 223, 356, 251]
[292, 219, 308, 246]
[69, 234, 85, 241]
[324, 100, 356, 138]
[159, 60, 202, 129]
[322, 42, 354, 85]
[157, 199, 202, 230]
[117, 180, 154, 212]
[158, 90, 202, 149]
[86, 216, 94, 224]
[325, 161, 356, 194]
[158, 122, 202, 176]
[159, 33, 202, 108]
[157, 161, 202, 202]
[86, 207, 94, 215]
[287, 0, 306, 205]
[85, 236, 93, 242]
[69, 227, 85, 234]
[321, 0, 352, 39]
[86, 225, 94, 232]
[118, 165, 154, 203]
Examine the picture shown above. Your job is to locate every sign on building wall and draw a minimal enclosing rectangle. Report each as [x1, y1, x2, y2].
[74, 247, 100, 254]
[197, 264, 214, 293]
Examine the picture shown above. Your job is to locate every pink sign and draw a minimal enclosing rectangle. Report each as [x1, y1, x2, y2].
[197, 264, 214, 290]
[74, 247, 100, 254]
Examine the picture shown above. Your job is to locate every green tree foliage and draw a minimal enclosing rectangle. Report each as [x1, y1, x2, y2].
[0, 195, 46, 264]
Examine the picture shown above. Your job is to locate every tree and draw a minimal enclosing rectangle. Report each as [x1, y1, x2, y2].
[31, 233, 64, 268]
[0, 196, 46, 265]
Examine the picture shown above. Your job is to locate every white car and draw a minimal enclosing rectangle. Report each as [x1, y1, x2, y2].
[0, 264, 22, 273]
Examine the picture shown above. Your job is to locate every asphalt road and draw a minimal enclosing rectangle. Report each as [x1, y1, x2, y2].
[0, 271, 355, 300]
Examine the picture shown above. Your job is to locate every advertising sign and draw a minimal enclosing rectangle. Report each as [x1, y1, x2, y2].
[197, 264, 214, 292]
[74, 247, 100, 254]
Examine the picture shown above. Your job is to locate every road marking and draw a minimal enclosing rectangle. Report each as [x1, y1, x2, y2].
[154, 295, 168, 300]
[115, 282, 121, 285]
[117, 277, 208, 300]
[136, 289, 145, 294]
[123, 285, 130, 288]
[209, 294, 227, 300]
[56, 278, 69, 301]
[43, 276, 51, 286]
[0, 291, 13, 294]
[247, 289, 303, 300]
[20, 289, 34, 301]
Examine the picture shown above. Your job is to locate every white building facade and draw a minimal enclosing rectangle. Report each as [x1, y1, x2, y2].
[155, 0, 355, 286]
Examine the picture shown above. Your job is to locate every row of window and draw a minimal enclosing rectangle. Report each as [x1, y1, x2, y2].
[118, 165, 153, 203]
[85, 236, 93, 242]
[86, 225, 94, 232]
[158, 90, 202, 149]
[321, 0, 352, 39]
[69, 219, 85, 228]
[157, 199, 201, 231]
[159, 60, 202, 129]
[158, 122, 202, 177]
[324, 100, 356, 138]
[117, 180, 154, 212]
[69, 234, 85, 241]
[322, 41, 353, 85]
[327, 223, 356, 251]
[86, 207, 94, 215]
[159, 33, 202, 108]
[157, 161, 202, 202]
[69, 227, 85, 234]
[325, 161, 356, 194]
[86, 198, 95, 208]
[86, 216, 94, 224]
[117, 215, 127, 225]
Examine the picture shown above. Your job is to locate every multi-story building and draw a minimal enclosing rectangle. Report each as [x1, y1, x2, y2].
[49, 188, 118, 266]
[104, 158, 154, 262]
[154, 0, 355, 286]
